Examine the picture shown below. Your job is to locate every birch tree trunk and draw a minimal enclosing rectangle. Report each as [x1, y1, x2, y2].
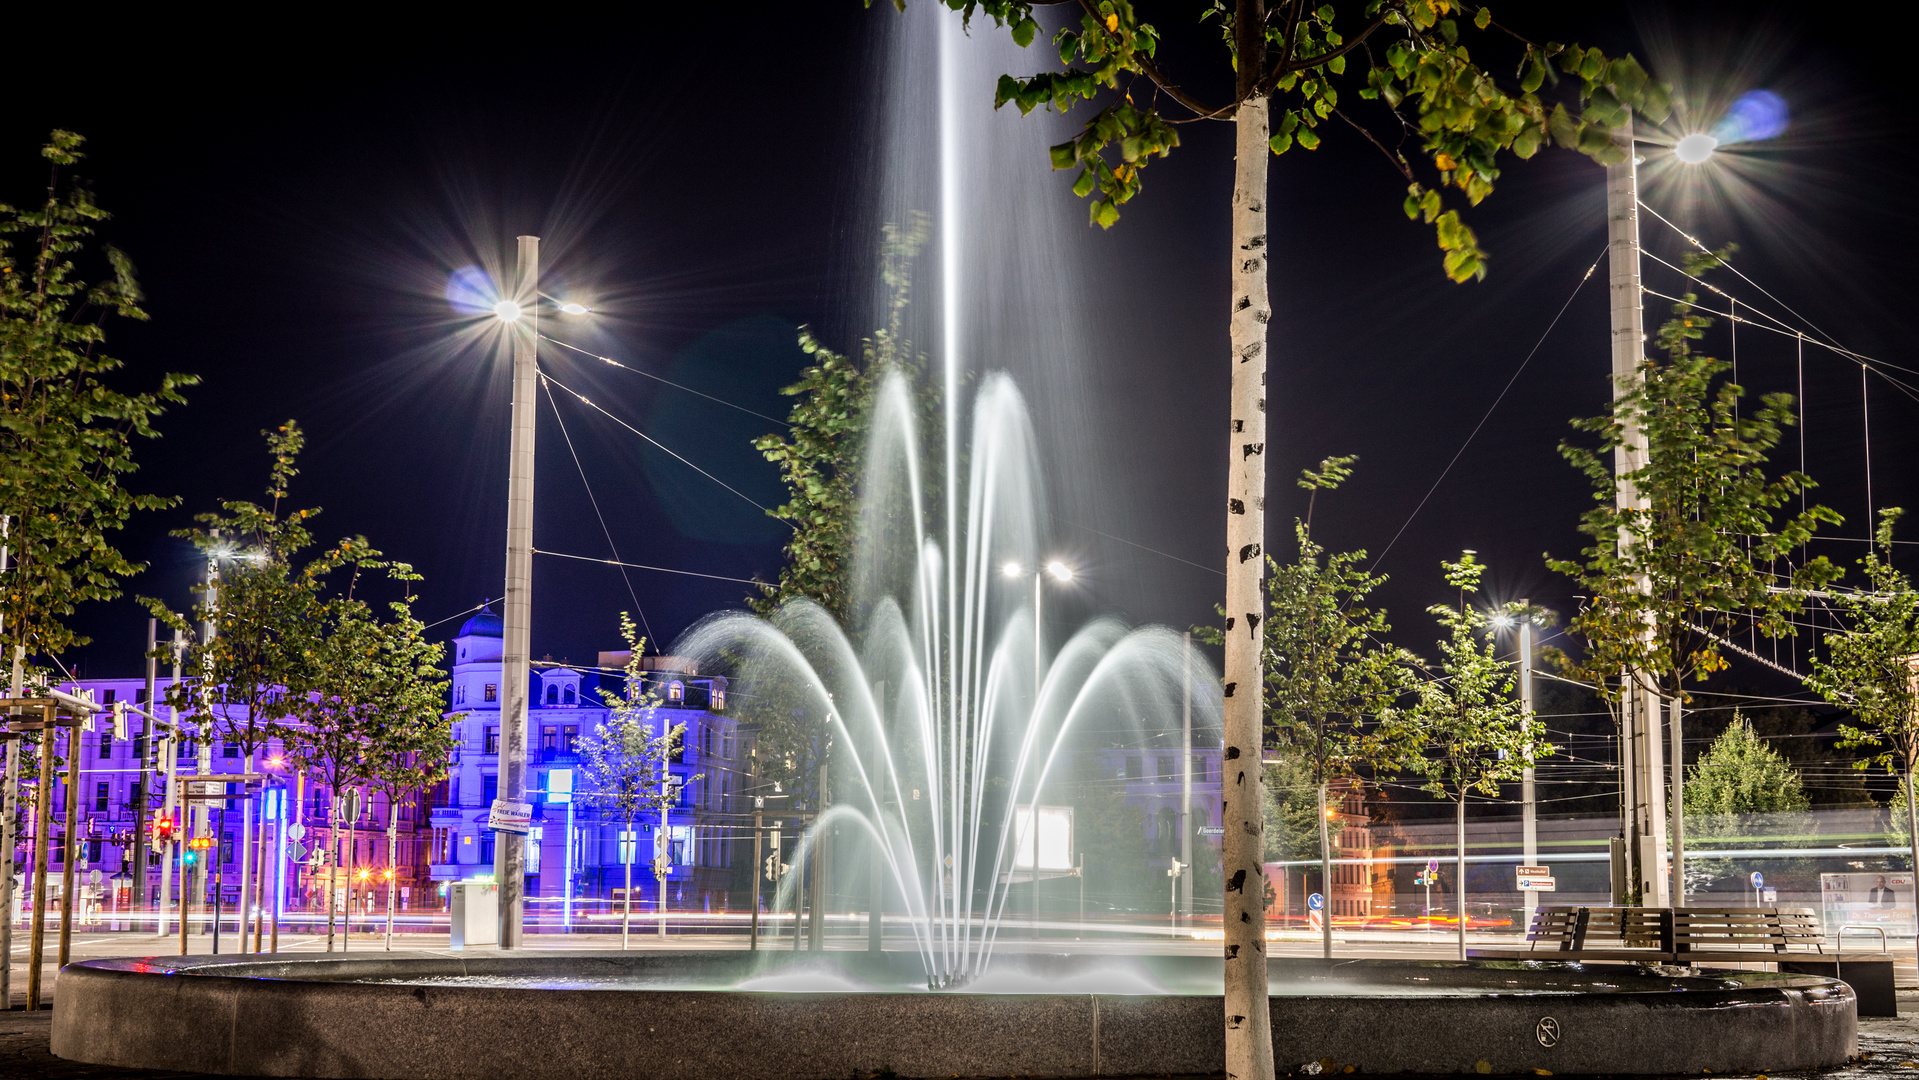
[623, 815, 634, 950]
[1222, 56, 1275, 1080]
[1455, 795, 1467, 961]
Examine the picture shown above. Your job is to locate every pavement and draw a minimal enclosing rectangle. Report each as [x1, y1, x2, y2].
[2, 927, 1916, 1079]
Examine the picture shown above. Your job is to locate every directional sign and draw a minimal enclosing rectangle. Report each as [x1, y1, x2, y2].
[1516, 866, 1550, 878]
[1750, 871, 1765, 889]
[1307, 892, 1324, 911]
[1197, 825, 1226, 836]
[1518, 877, 1557, 891]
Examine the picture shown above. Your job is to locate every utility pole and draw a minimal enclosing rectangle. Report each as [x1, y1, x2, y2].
[1518, 606, 1538, 920]
[57, 718, 81, 967]
[868, 682, 884, 953]
[495, 234, 539, 948]
[1607, 116, 1668, 907]
[1671, 698, 1686, 905]
[134, 619, 156, 913]
[0, 519, 18, 1009]
[750, 800, 762, 951]
[1180, 633, 1193, 928]
[156, 633, 183, 941]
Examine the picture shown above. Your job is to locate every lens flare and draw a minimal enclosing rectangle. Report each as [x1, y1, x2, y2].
[1712, 89, 1789, 145]
[1674, 133, 1719, 164]
[445, 265, 497, 315]
[492, 300, 523, 322]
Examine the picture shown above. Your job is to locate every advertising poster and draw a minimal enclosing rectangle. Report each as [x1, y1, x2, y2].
[1819, 872, 1916, 938]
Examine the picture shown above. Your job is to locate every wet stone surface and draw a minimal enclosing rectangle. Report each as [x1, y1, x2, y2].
[8, 995, 1915, 1080]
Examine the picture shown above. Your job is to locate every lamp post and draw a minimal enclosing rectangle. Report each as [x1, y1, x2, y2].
[482, 239, 592, 948]
[1001, 558, 1073, 939]
[1494, 606, 1539, 922]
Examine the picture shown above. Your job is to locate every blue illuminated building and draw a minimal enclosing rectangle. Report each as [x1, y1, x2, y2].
[429, 608, 746, 912]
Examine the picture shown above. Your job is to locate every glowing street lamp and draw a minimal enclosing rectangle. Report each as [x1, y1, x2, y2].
[482, 241, 593, 949]
[1673, 133, 1717, 165]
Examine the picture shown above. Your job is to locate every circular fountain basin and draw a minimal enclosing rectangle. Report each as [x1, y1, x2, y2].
[51, 950, 1855, 1079]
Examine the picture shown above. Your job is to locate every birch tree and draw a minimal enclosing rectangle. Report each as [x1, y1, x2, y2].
[1397, 553, 1548, 960]
[876, 5, 1666, 1072]
[579, 615, 685, 947]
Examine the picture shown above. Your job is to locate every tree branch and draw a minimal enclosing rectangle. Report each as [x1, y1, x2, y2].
[1331, 107, 1415, 183]
[1069, 0, 1235, 119]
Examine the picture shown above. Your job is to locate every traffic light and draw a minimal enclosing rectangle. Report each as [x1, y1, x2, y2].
[151, 815, 176, 853]
[112, 700, 129, 742]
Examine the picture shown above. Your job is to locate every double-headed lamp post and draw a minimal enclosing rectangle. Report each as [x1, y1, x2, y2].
[1001, 558, 1073, 938]
[485, 236, 591, 948]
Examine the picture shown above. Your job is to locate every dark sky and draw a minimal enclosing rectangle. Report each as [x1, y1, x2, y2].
[5, 4, 1912, 687]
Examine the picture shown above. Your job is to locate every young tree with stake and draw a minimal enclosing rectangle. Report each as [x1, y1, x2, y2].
[579, 615, 687, 948]
[1808, 508, 1919, 967]
[1397, 552, 1549, 960]
[872, 5, 1666, 1070]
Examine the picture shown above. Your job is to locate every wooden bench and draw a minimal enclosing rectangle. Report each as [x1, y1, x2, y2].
[1467, 904, 1669, 962]
[1469, 905, 1896, 1016]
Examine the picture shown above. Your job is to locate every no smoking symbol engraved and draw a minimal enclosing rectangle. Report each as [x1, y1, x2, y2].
[1535, 1017, 1561, 1048]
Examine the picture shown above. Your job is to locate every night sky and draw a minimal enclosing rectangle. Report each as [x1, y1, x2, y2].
[5, 4, 1912, 693]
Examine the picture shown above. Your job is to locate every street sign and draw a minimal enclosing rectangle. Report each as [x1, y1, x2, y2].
[1518, 877, 1557, 891]
[1516, 866, 1550, 878]
[1750, 871, 1765, 889]
[286, 823, 307, 841]
[487, 799, 534, 835]
[1307, 908, 1323, 932]
[1307, 892, 1324, 911]
[1762, 888, 1778, 903]
[288, 843, 308, 863]
[1197, 825, 1226, 836]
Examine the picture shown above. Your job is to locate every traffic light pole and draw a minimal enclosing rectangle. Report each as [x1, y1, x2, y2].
[750, 806, 762, 951]
[134, 619, 156, 916]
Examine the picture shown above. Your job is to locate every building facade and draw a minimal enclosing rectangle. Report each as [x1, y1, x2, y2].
[428, 609, 746, 912]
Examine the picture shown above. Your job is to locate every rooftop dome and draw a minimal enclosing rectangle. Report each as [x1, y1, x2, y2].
[457, 605, 503, 639]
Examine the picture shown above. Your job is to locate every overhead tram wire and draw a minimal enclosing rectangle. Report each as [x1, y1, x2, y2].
[540, 377, 656, 647]
[531, 548, 763, 586]
[538, 366, 789, 527]
[540, 335, 789, 427]
[1364, 246, 1607, 577]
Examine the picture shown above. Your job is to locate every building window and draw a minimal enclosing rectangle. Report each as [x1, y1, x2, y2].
[224, 742, 240, 759]
[1192, 754, 1208, 784]
[484, 684, 498, 703]
[667, 681, 684, 703]
[88, 839, 102, 864]
[456, 685, 466, 705]
[99, 733, 113, 759]
[563, 685, 576, 704]
[563, 726, 578, 753]
[1125, 757, 1143, 781]
[483, 776, 498, 807]
[485, 728, 499, 755]
[1157, 756, 1175, 780]
[100, 688, 117, 705]
[95, 782, 109, 812]
[541, 726, 559, 752]
[545, 684, 558, 705]
[711, 687, 725, 711]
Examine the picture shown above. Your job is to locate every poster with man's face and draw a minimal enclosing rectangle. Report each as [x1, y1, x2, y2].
[1820, 872, 1915, 935]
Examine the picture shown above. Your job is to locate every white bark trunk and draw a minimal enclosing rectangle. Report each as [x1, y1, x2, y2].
[1904, 769, 1917, 975]
[1223, 91, 1274, 1080]
[385, 800, 398, 951]
[623, 817, 634, 950]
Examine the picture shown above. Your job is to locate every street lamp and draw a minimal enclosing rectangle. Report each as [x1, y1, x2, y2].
[1001, 557, 1075, 938]
[482, 237, 591, 949]
[1673, 133, 1717, 165]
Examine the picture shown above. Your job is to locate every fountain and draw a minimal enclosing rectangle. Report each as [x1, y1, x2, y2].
[51, 7, 1857, 1078]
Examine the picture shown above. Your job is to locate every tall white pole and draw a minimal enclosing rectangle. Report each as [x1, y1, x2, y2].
[496, 234, 539, 947]
[1031, 572, 1041, 939]
[156, 634, 182, 938]
[1518, 609, 1537, 919]
[1606, 116, 1668, 907]
[0, 518, 15, 1004]
[1181, 632, 1193, 926]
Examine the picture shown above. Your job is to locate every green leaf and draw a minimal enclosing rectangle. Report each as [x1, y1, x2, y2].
[1297, 127, 1321, 150]
[1093, 200, 1120, 228]
[1270, 131, 1295, 155]
[1474, 6, 1491, 29]
[1072, 168, 1097, 197]
[1049, 141, 1077, 170]
[1520, 60, 1545, 95]
[1011, 16, 1038, 48]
